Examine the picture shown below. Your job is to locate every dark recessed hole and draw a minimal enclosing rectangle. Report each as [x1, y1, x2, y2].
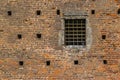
[103, 60, 107, 64]
[91, 10, 95, 14]
[102, 35, 106, 39]
[17, 34, 22, 39]
[7, 11, 12, 16]
[57, 9, 60, 15]
[118, 9, 120, 14]
[19, 61, 24, 66]
[23, 49, 26, 51]
[36, 34, 41, 38]
[0, 30, 4, 32]
[74, 60, 78, 65]
[36, 10, 41, 15]
[46, 61, 50, 66]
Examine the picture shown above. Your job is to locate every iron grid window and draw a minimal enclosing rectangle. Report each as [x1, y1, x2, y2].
[64, 19, 86, 46]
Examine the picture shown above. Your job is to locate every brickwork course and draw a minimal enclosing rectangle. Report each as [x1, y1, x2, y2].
[0, 0, 120, 80]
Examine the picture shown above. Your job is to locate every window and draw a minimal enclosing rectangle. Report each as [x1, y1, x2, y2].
[19, 61, 24, 66]
[64, 19, 86, 46]
[36, 10, 41, 15]
[17, 34, 22, 39]
[118, 9, 120, 14]
[57, 9, 60, 15]
[7, 11, 12, 16]
[91, 10, 95, 14]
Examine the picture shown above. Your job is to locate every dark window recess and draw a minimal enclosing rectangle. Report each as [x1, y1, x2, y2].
[46, 61, 50, 66]
[36, 34, 41, 38]
[57, 9, 60, 15]
[91, 10, 95, 14]
[103, 60, 107, 64]
[102, 35, 106, 39]
[8, 11, 12, 16]
[118, 9, 120, 14]
[19, 61, 24, 66]
[74, 60, 78, 65]
[17, 34, 22, 39]
[64, 19, 86, 46]
[36, 10, 41, 15]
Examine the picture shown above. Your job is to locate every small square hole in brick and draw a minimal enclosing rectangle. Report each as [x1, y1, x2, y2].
[57, 9, 60, 15]
[46, 61, 50, 66]
[91, 10, 95, 14]
[17, 34, 22, 39]
[0, 30, 4, 32]
[36, 10, 41, 15]
[118, 9, 120, 14]
[19, 61, 24, 66]
[37, 34, 41, 38]
[103, 60, 107, 64]
[102, 35, 106, 39]
[8, 11, 12, 16]
[74, 60, 78, 65]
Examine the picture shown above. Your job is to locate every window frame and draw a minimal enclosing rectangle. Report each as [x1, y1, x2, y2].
[59, 15, 92, 50]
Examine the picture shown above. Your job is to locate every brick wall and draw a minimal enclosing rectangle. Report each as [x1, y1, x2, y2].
[0, 0, 120, 80]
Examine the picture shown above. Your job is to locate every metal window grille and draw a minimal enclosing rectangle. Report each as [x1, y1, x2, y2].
[64, 19, 86, 46]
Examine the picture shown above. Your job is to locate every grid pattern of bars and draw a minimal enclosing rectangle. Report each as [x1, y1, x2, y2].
[64, 19, 86, 46]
